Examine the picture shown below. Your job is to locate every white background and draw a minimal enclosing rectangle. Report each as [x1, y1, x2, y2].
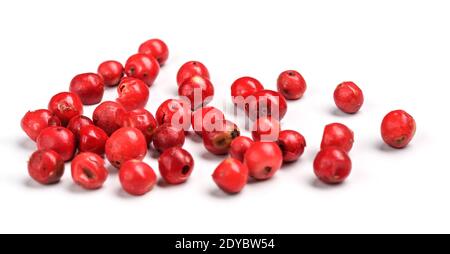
[0, 0, 449, 233]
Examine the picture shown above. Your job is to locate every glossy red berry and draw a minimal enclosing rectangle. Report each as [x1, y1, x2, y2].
[203, 120, 240, 155]
[158, 147, 194, 184]
[246, 90, 288, 120]
[124, 53, 160, 86]
[212, 158, 248, 194]
[313, 147, 352, 184]
[231, 76, 264, 105]
[191, 106, 225, 136]
[119, 160, 157, 196]
[36, 127, 76, 162]
[116, 77, 149, 111]
[334, 81, 364, 114]
[277, 130, 306, 162]
[244, 141, 283, 180]
[176, 61, 210, 86]
[321, 123, 354, 153]
[277, 70, 307, 100]
[105, 127, 147, 168]
[78, 125, 108, 155]
[66, 115, 93, 139]
[178, 75, 214, 110]
[138, 38, 169, 66]
[97, 60, 124, 87]
[28, 149, 64, 185]
[21, 109, 61, 141]
[119, 108, 157, 143]
[71, 152, 108, 190]
[48, 92, 83, 125]
[251, 116, 281, 142]
[155, 99, 191, 131]
[381, 110, 416, 148]
[69, 73, 105, 105]
[92, 101, 125, 136]
[229, 136, 254, 162]
[152, 124, 185, 153]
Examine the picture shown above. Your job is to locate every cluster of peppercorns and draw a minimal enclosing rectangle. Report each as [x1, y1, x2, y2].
[20, 38, 416, 196]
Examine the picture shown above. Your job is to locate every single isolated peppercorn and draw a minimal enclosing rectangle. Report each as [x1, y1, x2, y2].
[381, 110, 416, 149]
[277, 70, 307, 100]
[333, 81, 364, 114]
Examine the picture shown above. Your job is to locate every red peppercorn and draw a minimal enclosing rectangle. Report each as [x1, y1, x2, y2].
[246, 90, 288, 120]
[158, 147, 194, 184]
[105, 127, 147, 168]
[176, 61, 210, 86]
[333, 81, 364, 114]
[97, 60, 124, 87]
[244, 141, 283, 180]
[119, 160, 157, 196]
[36, 126, 76, 162]
[28, 149, 65, 185]
[381, 110, 416, 148]
[152, 124, 185, 153]
[277, 130, 306, 162]
[78, 125, 108, 155]
[119, 108, 157, 144]
[155, 99, 191, 131]
[321, 123, 354, 153]
[48, 92, 83, 126]
[229, 136, 254, 162]
[138, 38, 169, 66]
[277, 70, 307, 100]
[116, 77, 149, 111]
[231, 76, 264, 105]
[191, 106, 225, 136]
[66, 115, 93, 139]
[212, 158, 248, 194]
[71, 152, 108, 190]
[21, 109, 61, 141]
[203, 120, 240, 155]
[178, 75, 214, 110]
[251, 116, 281, 142]
[313, 147, 352, 184]
[92, 101, 125, 136]
[69, 73, 105, 105]
[124, 53, 160, 86]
